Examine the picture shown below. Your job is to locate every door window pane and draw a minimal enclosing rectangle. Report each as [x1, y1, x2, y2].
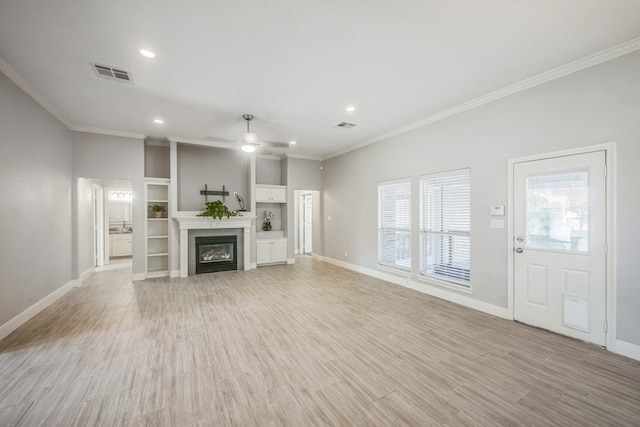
[526, 170, 588, 252]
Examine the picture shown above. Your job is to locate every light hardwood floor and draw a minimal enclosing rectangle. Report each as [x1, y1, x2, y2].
[1, 257, 639, 426]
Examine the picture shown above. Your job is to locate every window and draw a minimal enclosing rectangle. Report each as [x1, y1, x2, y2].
[420, 169, 470, 285]
[378, 179, 411, 270]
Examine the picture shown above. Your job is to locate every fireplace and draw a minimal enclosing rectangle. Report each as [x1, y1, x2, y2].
[195, 235, 237, 274]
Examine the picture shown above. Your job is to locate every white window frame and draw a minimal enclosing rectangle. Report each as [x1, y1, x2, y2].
[419, 169, 471, 287]
[377, 178, 412, 272]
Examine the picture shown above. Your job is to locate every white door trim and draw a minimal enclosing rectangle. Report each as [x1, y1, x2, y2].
[507, 142, 616, 351]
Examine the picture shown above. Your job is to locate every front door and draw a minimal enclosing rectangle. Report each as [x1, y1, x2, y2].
[513, 150, 606, 346]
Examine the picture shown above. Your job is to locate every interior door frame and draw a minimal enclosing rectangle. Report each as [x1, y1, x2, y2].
[507, 142, 616, 350]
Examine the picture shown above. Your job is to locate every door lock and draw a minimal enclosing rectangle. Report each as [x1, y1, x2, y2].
[515, 248, 523, 253]
[516, 236, 524, 243]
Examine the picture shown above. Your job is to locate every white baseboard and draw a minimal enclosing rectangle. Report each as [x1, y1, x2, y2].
[311, 253, 323, 261]
[170, 270, 180, 278]
[321, 257, 510, 320]
[250, 262, 257, 270]
[287, 258, 295, 265]
[78, 267, 95, 286]
[0, 279, 76, 342]
[615, 340, 640, 361]
[132, 273, 146, 281]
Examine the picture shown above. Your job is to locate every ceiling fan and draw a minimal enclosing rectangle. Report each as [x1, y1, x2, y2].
[207, 114, 293, 153]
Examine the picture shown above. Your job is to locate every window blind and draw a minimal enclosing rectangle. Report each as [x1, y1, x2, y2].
[419, 170, 470, 285]
[378, 180, 411, 270]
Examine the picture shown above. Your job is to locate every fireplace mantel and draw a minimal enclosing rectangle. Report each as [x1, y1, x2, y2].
[173, 212, 256, 277]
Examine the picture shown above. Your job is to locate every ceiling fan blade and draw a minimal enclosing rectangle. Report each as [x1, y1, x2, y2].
[259, 141, 290, 149]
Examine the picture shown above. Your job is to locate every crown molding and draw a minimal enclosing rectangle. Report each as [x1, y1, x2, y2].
[325, 37, 640, 160]
[168, 136, 241, 150]
[282, 153, 323, 162]
[72, 126, 145, 140]
[0, 57, 74, 129]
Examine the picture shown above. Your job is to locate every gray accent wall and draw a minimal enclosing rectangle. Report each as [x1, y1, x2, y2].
[145, 142, 170, 178]
[177, 144, 249, 212]
[73, 132, 145, 276]
[0, 70, 73, 326]
[256, 158, 282, 185]
[76, 178, 95, 277]
[322, 51, 640, 346]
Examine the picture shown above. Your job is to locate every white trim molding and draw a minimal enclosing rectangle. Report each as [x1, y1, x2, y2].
[174, 213, 256, 277]
[323, 257, 509, 320]
[132, 273, 146, 281]
[615, 340, 640, 362]
[0, 58, 74, 129]
[0, 280, 76, 342]
[78, 266, 95, 286]
[325, 37, 640, 160]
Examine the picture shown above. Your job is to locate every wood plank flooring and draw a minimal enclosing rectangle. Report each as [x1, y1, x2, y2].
[1, 256, 639, 426]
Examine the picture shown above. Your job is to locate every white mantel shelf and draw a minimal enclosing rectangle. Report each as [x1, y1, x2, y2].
[173, 212, 256, 277]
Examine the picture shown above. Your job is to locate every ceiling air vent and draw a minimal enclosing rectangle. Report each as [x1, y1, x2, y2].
[91, 62, 133, 84]
[336, 122, 356, 129]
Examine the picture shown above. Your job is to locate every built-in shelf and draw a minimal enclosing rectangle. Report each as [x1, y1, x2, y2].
[145, 179, 171, 278]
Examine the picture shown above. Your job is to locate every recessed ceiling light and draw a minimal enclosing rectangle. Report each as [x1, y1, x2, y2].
[139, 49, 156, 59]
[290, 140, 297, 145]
[345, 105, 356, 112]
[153, 118, 164, 124]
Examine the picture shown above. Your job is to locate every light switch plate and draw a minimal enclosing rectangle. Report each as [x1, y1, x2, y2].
[490, 205, 505, 216]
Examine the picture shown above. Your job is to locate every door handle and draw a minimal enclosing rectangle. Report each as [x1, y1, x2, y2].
[516, 236, 524, 243]
[515, 248, 523, 253]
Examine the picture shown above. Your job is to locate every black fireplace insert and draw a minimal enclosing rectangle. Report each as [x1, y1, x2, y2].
[195, 235, 238, 274]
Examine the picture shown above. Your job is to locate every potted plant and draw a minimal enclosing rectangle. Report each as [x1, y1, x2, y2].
[197, 200, 239, 220]
[263, 210, 273, 231]
[151, 204, 166, 218]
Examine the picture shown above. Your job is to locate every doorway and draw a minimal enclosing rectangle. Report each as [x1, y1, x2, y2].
[78, 178, 133, 276]
[511, 149, 608, 346]
[302, 193, 313, 255]
[294, 190, 319, 257]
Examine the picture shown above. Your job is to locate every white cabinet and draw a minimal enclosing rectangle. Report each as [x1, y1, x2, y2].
[257, 238, 287, 265]
[256, 184, 287, 203]
[110, 233, 132, 257]
[145, 179, 170, 278]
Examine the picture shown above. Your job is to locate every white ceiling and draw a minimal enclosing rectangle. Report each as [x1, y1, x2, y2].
[1, 1, 640, 159]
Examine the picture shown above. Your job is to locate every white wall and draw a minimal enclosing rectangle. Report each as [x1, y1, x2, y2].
[73, 132, 145, 276]
[323, 51, 640, 346]
[0, 70, 73, 326]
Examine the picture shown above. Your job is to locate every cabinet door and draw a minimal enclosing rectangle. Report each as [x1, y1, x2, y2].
[256, 186, 271, 202]
[271, 239, 287, 262]
[270, 187, 287, 203]
[256, 240, 273, 264]
[112, 238, 132, 257]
